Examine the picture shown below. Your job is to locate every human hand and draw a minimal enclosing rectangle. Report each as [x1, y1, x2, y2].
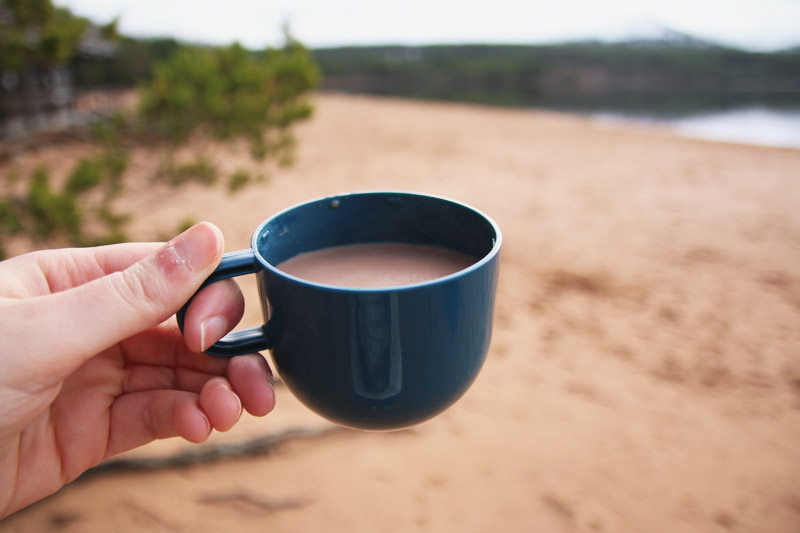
[0, 223, 275, 518]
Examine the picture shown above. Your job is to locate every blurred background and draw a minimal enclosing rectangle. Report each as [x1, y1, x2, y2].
[1, 0, 799, 152]
[1, 1, 799, 531]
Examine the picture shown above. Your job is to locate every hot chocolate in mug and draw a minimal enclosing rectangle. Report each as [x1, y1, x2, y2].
[177, 191, 502, 430]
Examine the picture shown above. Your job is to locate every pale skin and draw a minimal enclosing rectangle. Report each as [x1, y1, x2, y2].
[0, 223, 273, 518]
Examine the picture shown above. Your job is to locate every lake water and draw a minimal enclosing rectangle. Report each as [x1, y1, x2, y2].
[592, 107, 800, 149]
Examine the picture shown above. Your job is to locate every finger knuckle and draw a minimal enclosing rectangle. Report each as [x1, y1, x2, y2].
[113, 268, 162, 317]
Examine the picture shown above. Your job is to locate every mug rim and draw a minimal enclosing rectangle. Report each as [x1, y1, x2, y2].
[250, 190, 502, 294]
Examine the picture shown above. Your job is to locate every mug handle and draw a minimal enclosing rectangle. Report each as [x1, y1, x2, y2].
[176, 249, 274, 357]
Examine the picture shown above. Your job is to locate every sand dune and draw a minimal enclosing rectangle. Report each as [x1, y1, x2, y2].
[2, 93, 799, 532]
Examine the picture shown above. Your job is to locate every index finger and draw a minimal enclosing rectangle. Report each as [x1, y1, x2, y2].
[119, 321, 232, 374]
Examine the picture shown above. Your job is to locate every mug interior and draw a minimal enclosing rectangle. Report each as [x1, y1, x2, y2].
[253, 192, 499, 280]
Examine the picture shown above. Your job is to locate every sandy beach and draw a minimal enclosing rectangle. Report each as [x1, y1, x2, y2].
[1, 93, 799, 532]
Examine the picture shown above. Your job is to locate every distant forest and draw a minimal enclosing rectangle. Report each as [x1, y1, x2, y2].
[72, 36, 182, 87]
[312, 40, 800, 114]
[74, 35, 800, 115]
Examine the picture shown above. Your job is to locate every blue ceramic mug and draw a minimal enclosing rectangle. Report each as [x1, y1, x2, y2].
[177, 191, 501, 430]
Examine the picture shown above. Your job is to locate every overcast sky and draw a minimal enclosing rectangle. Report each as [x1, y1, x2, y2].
[55, 0, 800, 51]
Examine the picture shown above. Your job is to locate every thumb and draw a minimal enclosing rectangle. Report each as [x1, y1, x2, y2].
[36, 222, 224, 365]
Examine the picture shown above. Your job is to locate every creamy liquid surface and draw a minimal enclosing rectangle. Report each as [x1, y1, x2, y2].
[276, 243, 476, 288]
